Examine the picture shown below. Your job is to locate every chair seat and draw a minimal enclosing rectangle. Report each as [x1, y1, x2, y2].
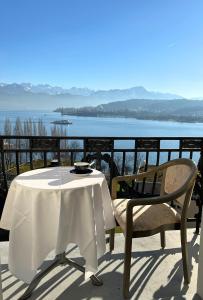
[112, 198, 181, 233]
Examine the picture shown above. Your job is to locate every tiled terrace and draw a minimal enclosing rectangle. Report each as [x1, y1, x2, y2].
[0, 229, 201, 300]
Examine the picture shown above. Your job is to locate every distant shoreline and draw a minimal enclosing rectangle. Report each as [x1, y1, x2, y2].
[54, 110, 203, 124]
[55, 98, 203, 124]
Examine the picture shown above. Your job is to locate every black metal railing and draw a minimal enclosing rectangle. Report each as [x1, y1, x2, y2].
[1, 135, 203, 181]
[1, 135, 203, 232]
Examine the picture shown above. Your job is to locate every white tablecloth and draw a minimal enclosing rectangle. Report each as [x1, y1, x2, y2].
[0, 167, 116, 283]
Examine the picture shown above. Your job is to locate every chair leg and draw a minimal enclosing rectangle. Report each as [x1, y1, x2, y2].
[180, 226, 190, 284]
[160, 231, 166, 249]
[109, 228, 115, 252]
[123, 235, 132, 298]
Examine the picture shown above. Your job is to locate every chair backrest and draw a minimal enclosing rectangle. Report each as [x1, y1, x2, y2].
[160, 159, 197, 212]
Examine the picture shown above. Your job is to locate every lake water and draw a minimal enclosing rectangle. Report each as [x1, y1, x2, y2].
[0, 110, 203, 137]
[1, 110, 203, 164]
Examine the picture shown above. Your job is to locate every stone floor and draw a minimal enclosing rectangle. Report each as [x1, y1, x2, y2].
[0, 229, 202, 300]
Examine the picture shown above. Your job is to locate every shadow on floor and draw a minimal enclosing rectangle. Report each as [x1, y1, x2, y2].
[152, 234, 199, 300]
[1, 235, 200, 300]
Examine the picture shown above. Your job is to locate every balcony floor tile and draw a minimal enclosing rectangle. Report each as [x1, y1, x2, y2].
[0, 229, 201, 300]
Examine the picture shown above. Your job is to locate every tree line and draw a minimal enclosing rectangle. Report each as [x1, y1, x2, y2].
[0, 117, 73, 172]
[2, 117, 68, 137]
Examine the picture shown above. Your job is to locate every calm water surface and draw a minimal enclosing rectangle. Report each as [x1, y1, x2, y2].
[0, 110, 203, 137]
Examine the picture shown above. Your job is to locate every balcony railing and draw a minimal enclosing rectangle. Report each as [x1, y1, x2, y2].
[1, 135, 203, 232]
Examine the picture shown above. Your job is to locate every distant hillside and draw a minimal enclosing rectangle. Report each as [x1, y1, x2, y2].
[0, 83, 184, 110]
[55, 99, 203, 123]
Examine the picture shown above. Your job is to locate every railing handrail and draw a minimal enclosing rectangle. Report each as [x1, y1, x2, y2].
[1, 135, 203, 139]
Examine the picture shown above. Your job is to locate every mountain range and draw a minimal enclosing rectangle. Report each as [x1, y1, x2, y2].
[0, 82, 185, 110]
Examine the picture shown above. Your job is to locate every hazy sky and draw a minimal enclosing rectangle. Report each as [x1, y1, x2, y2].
[1, 0, 203, 97]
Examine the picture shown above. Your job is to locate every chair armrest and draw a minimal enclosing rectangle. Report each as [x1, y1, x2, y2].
[127, 192, 179, 208]
[112, 168, 158, 183]
[111, 168, 159, 199]
[112, 158, 197, 200]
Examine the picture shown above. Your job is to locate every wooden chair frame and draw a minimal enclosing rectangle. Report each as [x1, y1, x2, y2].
[110, 158, 198, 298]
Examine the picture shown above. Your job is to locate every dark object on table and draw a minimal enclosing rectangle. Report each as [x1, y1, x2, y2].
[74, 162, 90, 171]
[50, 159, 60, 167]
[70, 168, 93, 175]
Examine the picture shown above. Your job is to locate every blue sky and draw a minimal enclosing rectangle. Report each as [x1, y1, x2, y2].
[0, 0, 203, 97]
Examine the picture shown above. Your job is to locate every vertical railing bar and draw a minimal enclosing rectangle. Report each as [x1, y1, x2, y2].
[57, 150, 61, 165]
[168, 151, 171, 161]
[179, 140, 182, 158]
[44, 152, 47, 167]
[71, 151, 74, 165]
[57, 138, 61, 165]
[16, 151, 20, 175]
[152, 150, 160, 195]
[141, 151, 148, 194]
[135, 150, 142, 194]
[29, 138, 33, 170]
[1, 150, 8, 191]
[122, 151, 126, 175]
[109, 138, 114, 185]
[109, 150, 114, 192]
[133, 139, 138, 174]
[30, 151, 33, 170]
[84, 138, 87, 161]
[131, 140, 137, 192]
[98, 152, 102, 170]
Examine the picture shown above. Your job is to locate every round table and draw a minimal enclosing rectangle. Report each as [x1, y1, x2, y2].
[0, 167, 116, 299]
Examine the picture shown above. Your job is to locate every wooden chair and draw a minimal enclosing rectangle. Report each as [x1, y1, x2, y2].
[110, 158, 198, 298]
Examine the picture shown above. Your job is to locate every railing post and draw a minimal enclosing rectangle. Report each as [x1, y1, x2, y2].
[0, 139, 8, 191]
